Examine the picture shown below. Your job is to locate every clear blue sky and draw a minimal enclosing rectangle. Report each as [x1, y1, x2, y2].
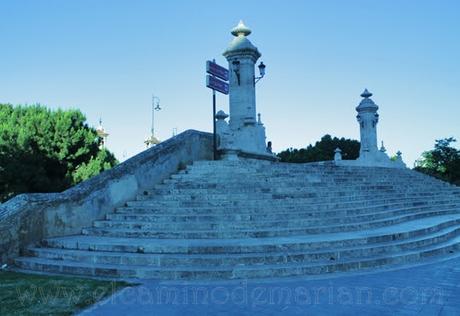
[2, 0, 459, 166]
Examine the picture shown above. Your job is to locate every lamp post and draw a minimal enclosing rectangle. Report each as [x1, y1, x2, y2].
[254, 61, 266, 84]
[144, 95, 162, 148]
[96, 118, 109, 149]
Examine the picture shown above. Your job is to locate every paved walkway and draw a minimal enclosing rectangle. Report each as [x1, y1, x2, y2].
[79, 256, 460, 316]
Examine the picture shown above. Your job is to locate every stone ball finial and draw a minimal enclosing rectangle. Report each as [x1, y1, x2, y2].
[361, 89, 373, 98]
[231, 20, 252, 37]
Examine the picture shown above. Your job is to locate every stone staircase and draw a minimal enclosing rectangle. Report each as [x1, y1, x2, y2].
[15, 160, 460, 280]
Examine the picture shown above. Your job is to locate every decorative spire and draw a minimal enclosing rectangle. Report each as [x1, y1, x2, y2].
[231, 20, 252, 37]
[356, 88, 378, 111]
[380, 141, 386, 153]
[361, 89, 373, 98]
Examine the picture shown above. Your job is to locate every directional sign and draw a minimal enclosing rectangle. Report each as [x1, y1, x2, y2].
[206, 75, 229, 95]
[206, 60, 229, 81]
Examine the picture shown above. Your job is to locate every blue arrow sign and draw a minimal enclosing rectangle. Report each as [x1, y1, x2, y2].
[206, 75, 229, 95]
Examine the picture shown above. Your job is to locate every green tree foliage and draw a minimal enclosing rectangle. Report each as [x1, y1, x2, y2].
[0, 104, 117, 202]
[277, 134, 360, 163]
[72, 149, 116, 183]
[415, 137, 460, 185]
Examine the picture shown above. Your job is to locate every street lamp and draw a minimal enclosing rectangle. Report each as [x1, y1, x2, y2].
[255, 61, 266, 84]
[144, 95, 162, 148]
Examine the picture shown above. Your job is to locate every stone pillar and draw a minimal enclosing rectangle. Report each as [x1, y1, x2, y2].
[216, 21, 273, 160]
[224, 21, 260, 129]
[356, 89, 379, 157]
[340, 89, 407, 168]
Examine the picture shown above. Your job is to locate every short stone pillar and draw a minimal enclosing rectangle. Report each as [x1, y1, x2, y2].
[215, 110, 231, 149]
[334, 148, 342, 161]
[267, 141, 273, 154]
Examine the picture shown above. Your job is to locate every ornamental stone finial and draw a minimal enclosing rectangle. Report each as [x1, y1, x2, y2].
[361, 89, 373, 98]
[357, 88, 378, 111]
[231, 20, 252, 37]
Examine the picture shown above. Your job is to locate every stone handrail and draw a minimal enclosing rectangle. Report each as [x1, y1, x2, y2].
[0, 130, 213, 263]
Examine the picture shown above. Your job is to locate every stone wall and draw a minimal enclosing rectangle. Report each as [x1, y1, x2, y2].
[0, 130, 213, 264]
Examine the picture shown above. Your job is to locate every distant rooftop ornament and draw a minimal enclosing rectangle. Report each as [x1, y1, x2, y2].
[96, 118, 108, 138]
[361, 89, 373, 98]
[231, 20, 252, 37]
[96, 118, 109, 149]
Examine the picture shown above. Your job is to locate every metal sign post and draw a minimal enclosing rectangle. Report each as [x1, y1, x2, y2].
[206, 60, 229, 160]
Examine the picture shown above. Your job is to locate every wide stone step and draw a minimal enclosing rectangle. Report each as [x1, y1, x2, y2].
[147, 183, 456, 196]
[41, 215, 460, 255]
[123, 195, 460, 213]
[178, 164, 439, 174]
[117, 198, 460, 217]
[14, 236, 460, 280]
[138, 187, 458, 202]
[25, 224, 460, 267]
[115, 198, 460, 218]
[127, 193, 452, 208]
[139, 190, 398, 202]
[175, 170, 432, 180]
[164, 174, 439, 185]
[98, 205, 460, 231]
[82, 211, 460, 239]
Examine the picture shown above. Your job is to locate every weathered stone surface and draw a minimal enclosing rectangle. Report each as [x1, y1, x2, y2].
[217, 21, 274, 160]
[12, 159, 460, 280]
[0, 130, 213, 264]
